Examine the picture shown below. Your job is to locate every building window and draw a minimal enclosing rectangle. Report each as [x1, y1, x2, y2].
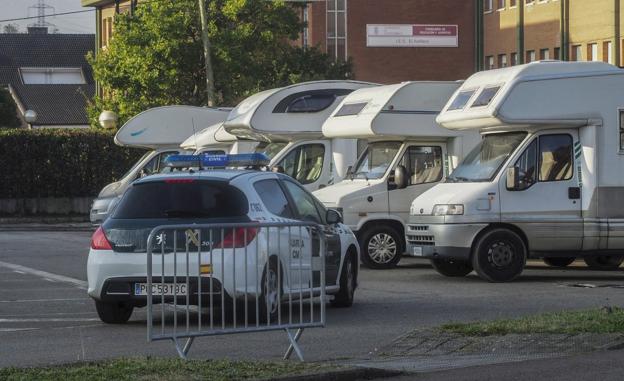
[327, 0, 347, 61]
[554, 47, 561, 60]
[510, 0, 517, 7]
[603, 41, 613, 64]
[20, 67, 86, 84]
[511, 52, 518, 65]
[539, 48, 550, 60]
[302, 5, 309, 49]
[486, 55, 495, 70]
[498, 0, 506, 10]
[572, 45, 582, 61]
[526, 50, 536, 63]
[587, 43, 598, 61]
[484, 0, 493, 12]
[498, 54, 508, 67]
[525, 0, 535, 5]
[620, 110, 624, 151]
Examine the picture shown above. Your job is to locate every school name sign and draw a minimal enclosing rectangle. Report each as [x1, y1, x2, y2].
[366, 24, 459, 48]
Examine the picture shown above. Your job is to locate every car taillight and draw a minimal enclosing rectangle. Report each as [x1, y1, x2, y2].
[215, 227, 258, 249]
[91, 226, 113, 250]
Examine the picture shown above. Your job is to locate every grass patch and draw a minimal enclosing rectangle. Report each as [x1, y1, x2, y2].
[441, 307, 624, 336]
[0, 358, 335, 381]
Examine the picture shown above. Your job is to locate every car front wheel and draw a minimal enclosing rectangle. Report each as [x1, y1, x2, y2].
[359, 226, 402, 269]
[584, 255, 624, 271]
[95, 300, 133, 324]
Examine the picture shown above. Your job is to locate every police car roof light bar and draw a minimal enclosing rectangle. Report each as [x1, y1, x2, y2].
[164, 153, 270, 169]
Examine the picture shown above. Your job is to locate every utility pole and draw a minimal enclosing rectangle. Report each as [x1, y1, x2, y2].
[198, 0, 216, 107]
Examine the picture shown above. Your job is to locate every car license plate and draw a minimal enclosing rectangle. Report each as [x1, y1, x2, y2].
[412, 246, 423, 256]
[134, 283, 188, 296]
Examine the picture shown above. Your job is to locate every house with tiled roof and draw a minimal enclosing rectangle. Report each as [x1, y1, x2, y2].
[0, 26, 95, 128]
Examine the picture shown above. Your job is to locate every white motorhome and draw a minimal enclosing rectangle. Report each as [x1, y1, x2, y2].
[180, 122, 258, 155]
[224, 80, 378, 191]
[407, 61, 624, 282]
[314, 82, 480, 269]
[90, 105, 230, 224]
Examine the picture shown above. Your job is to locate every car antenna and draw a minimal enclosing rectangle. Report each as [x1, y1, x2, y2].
[192, 118, 202, 171]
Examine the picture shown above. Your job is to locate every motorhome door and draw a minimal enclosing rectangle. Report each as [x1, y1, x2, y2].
[499, 130, 582, 251]
[388, 143, 447, 222]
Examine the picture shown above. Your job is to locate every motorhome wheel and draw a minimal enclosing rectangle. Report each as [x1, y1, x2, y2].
[431, 258, 473, 277]
[472, 228, 527, 282]
[543, 257, 576, 268]
[583, 256, 624, 271]
[360, 226, 402, 269]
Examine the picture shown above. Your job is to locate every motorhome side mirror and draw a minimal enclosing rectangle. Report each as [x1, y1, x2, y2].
[394, 165, 409, 190]
[272, 165, 285, 174]
[506, 167, 520, 191]
[326, 209, 342, 225]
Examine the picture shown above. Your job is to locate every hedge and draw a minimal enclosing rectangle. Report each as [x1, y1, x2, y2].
[0, 129, 144, 198]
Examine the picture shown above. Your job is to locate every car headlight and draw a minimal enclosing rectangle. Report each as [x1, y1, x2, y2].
[432, 204, 464, 216]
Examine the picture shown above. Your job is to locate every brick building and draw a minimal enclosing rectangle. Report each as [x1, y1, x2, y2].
[481, 0, 624, 70]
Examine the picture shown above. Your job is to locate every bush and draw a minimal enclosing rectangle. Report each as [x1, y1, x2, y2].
[0, 129, 143, 198]
[0, 88, 21, 129]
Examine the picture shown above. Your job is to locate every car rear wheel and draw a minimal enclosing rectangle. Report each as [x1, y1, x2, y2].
[331, 252, 357, 308]
[472, 228, 527, 282]
[95, 300, 133, 324]
[259, 257, 282, 322]
[431, 258, 473, 277]
[583, 255, 624, 271]
[543, 257, 576, 268]
[360, 226, 402, 269]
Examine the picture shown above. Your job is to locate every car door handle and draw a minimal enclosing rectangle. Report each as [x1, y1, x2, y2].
[568, 187, 581, 200]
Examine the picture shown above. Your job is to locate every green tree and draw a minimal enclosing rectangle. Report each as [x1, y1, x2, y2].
[0, 88, 21, 129]
[88, 0, 352, 128]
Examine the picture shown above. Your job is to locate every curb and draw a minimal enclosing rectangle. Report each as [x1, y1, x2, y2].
[0, 223, 94, 232]
[264, 367, 402, 381]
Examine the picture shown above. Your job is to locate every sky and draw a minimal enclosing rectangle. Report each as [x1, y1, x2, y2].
[0, 0, 95, 34]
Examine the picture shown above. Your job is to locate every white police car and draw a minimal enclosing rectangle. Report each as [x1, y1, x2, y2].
[87, 154, 359, 323]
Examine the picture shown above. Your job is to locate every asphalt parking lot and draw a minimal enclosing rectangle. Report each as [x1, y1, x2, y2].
[1, 230, 624, 368]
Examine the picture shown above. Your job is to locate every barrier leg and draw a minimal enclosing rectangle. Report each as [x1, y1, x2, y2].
[284, 328, 304, 361]
[173, 337, 195, 359]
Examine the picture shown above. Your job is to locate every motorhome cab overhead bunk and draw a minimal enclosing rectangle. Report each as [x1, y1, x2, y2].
[223, 80, 379, 191]
[180, 122, 258, 156]
[314, 81, 480, 269]
[407, 61, 624, 282]
[90, 105, 230, 224]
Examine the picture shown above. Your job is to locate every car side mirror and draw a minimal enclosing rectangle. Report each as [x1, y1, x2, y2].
[506, 167, 519, 191]
[394, 165, 408, 190]
[326, 209, 342, 225]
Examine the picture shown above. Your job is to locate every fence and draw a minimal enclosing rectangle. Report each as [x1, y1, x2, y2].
[146, 221, 327, 361]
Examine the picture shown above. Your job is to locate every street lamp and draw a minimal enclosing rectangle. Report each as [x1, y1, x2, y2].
[24, 109, 37, 128]
[98, 110, 118, 129]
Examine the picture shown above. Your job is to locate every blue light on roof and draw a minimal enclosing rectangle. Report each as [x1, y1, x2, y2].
[164, 153, 270, 169]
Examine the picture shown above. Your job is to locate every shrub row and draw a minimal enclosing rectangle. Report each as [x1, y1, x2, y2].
[0, 129, 143, 198]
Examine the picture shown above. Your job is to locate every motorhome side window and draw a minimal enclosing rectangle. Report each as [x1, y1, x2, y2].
[538, 134, 573, 182]
[398, 146, 443, 185]
[619, 110, 624, 151]
[279, 144, 325, 185]
[513, 139, 537, 190]
[352, 141, 402, 180]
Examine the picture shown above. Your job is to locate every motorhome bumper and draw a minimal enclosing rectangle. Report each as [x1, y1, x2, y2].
[406, 223, 486, 259]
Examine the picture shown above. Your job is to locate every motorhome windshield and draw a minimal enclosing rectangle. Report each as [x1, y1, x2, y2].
[352, 141, 402, 180]
[447, 132, 527, 183]
[121, 151, 151, 180]
[254, 142, 287, 159]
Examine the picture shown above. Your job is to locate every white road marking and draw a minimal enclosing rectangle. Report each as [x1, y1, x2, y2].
[0, 318, 100, 323]
[0, 261, 87, 290]
[13, 270, 25, 274]
[0, 328, 38, 332]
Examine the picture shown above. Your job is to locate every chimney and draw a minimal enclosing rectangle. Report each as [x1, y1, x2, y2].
[27, 26, 48, 34]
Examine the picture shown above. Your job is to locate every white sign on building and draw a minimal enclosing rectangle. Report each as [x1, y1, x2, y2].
[366, 24, 459, 48]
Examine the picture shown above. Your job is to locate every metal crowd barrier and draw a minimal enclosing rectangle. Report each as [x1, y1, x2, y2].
[146, 221, 326, 361]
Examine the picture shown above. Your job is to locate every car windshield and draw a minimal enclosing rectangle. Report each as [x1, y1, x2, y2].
[352, 141, 402, 180]
[447, 132, 527, 182]
[113, 180, 248, 219]
[120, 151, 151, 180]
[255, 142, 287, 160]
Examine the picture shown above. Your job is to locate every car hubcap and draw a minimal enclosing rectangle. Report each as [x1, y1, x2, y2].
[265, 269, 278, 314]
[368, 233, 397, 264]
[488, 241, 514, 267]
